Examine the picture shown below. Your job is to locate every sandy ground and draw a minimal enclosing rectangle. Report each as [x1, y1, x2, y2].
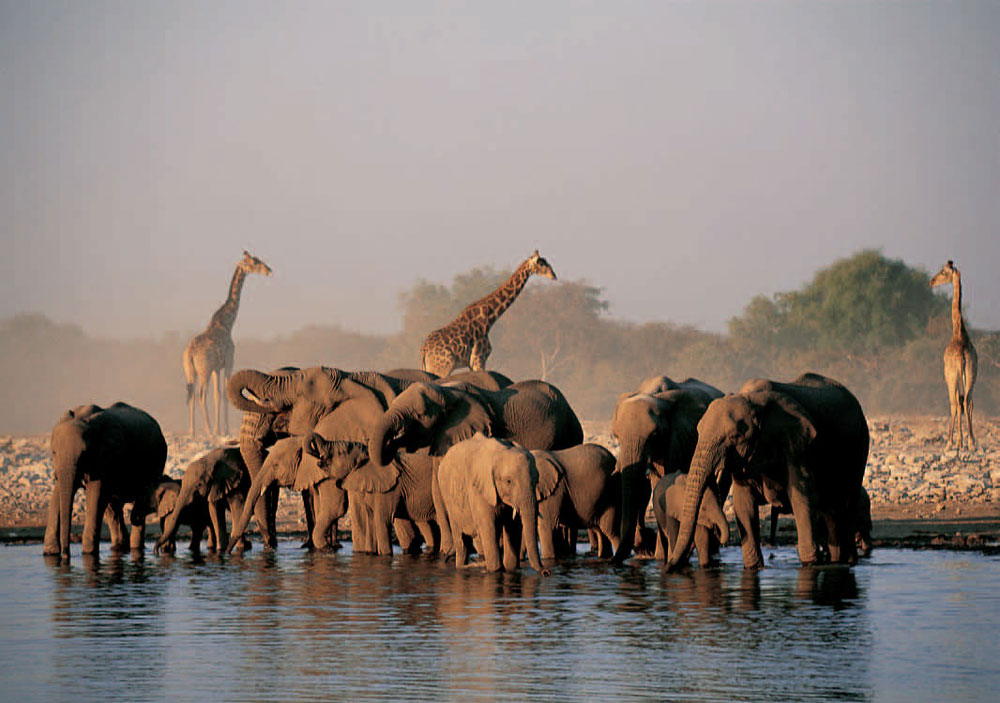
[2, 416, 998, 550]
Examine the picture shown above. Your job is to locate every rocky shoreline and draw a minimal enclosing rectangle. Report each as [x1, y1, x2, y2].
[2, 416, 997, 549]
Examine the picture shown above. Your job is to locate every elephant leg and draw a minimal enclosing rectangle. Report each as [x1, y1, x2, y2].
[209, 499, 228, 553]
[787, 484, 819, 566]
[128, 506, 148, 553]
[105, 503, 127, 552]
[663, 516, 680, 565]
[82, 480, 105, 554]
[537, 517, 556, 561]
[43, 488, 61, 555]
[416, 521, 439, 553]
[310, 484, 338, 550]
[251, 485, 277, 549]
[474, 511, 502, 572]
[653, 529, 667, 561]
[732, 485, 763, 569]
[394, 518, 421, 554]
[823, 512, 842, 564]
[452, 524, 468, 568]
[502, 516, 523, 573]
[694, 527, 713, 567]
[228, 494, 251, 551]
[433, 477, 453, 555]
[300, 489, 316, 549]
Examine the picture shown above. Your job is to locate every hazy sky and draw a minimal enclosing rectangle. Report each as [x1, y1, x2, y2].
[3, 1, 999, 340]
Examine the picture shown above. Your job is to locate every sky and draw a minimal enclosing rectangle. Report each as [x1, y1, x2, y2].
[3, 1, 999, 340]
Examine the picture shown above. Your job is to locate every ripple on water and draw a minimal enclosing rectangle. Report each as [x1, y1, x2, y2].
[0, 543, 997, 702]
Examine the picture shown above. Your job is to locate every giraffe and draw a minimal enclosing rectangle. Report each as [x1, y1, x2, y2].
[183, 251, 272, 437]
[420, 250, 557, 377]
[930, 260, 978, 452]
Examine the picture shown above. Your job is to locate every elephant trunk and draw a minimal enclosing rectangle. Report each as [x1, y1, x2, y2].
[700, 485, 730, 547]
[158, 482, 196, 550]
[667, 441, 723, 571]
[519, 492, 547, 575]
[228, 369, 301, 414]
[612, 436, 647, 564]
[228, 472, 269, 551]
[369, 410, 406, 468]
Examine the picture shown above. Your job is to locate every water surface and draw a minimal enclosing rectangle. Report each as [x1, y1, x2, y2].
[1, 543, 997, 702]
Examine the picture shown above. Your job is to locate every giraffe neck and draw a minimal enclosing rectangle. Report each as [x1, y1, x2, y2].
[951, 271, 969, 343]
[208, 266, 247, 333]
[478, 263, 534, 330]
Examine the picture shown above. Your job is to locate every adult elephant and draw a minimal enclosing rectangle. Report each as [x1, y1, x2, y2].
[367, 379, 583, 553]
[610, 376, 723, 564]
[42, 402, 167, 559]
[667, 373, 869, 571]
[227, 434, 368, 552]
[532, 444, 620, 559]
[155, 445, 251, 554]
[437, 434, 549, 575]
[652, 471, 729, 567]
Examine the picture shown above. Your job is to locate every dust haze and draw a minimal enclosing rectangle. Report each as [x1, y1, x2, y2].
[2, 3, 999, 433]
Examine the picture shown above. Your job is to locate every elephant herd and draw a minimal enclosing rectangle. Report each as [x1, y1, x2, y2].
[42, 365, 872, 576]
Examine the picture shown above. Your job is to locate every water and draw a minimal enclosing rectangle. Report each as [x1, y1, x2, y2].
[1, 542, 998, 703]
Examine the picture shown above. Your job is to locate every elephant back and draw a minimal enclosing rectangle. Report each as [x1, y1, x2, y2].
[500, 381, 583, 450]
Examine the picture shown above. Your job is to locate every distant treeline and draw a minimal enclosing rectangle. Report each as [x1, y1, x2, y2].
[3, 250, 998, 435]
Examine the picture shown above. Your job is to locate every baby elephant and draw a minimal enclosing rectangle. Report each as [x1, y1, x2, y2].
[531, 444, 620, 560]
[653, 471, 729, 567]
[228, 433, 368, 552]
[438, 433, 549, 575]
[154, 445, 251, 555]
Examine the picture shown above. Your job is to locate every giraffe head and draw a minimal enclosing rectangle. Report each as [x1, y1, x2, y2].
[930, 260, 958, 288]
[525, 249, 557, 280]
[240, 250, 273, 277]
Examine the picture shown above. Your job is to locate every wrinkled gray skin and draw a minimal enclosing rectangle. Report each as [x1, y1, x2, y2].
[532, 444, 620, 560]
[228, 434, 368, 552]
[668, 373, 869, 571]
[154, 446, 251, 555]
[769, 484, 873, 558]
[227, 366, 517, 551]
[610, 376, 723, 564]
[43, 402, 167, 559]
[368, 379, 583, 554]
[149, 478, 213, 554]
[652, 471, 729, 567]
[437, 434, 549, 575]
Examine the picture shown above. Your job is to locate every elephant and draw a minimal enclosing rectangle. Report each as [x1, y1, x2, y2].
[43, 402, 167, 558]
[610, 376, 723, 564]
[150, 478, 214, 554]
[339, 447, 437, 556]
[768, 484, 873, 558]
[531, 444, 621, 559]
[437, 433, 549, 575]
[154, 445, 251, 555]
[367, 379, 584, 553]
[652, 471, 729, 567]
[667, 373, 869, 571]
[227, 433, 369, 552]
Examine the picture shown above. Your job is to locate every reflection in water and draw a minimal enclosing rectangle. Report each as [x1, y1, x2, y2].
[0, 544, 997, 702]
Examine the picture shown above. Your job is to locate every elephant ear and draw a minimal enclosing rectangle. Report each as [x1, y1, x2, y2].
[342, 461, 400, 494]
[471, 443, 499, 507]
[208, 455, 245, 503]
[532, 452, 563, 501]
[289, 448, 326, 491]
[430, 390, 493, 457]
[155, 481, 179, 519]
[757, 392, 817, 466]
